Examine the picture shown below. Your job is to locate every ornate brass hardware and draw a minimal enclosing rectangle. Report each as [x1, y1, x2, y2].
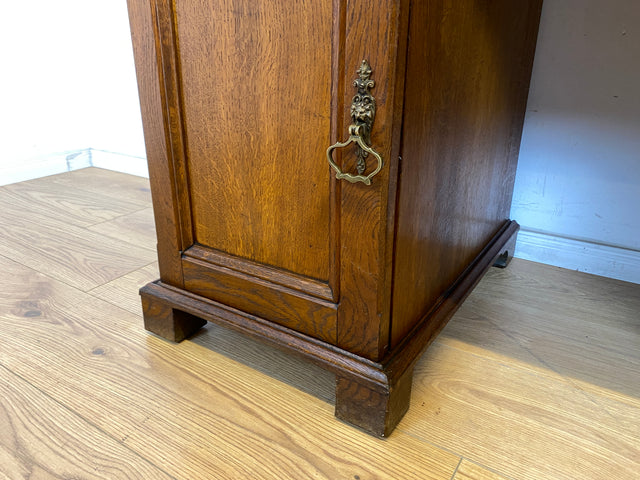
[326, 60, 383, 186]
[327, 125, 383, 185]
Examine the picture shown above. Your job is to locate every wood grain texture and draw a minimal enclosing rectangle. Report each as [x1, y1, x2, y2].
[390, 0, 543, 347]
[2, 177, 146, 228]
[150, 0, 196, 257]
[127, 0, 185, 287]
[402, 341, 640, 479]
[335, 0, 410, 360]
[142, 290, 208, 342]
[397, 259, 640, 480]
[135, 0, 415, 362]
[132, 0, 541, 378]
[175, 0, 333, 281]
[182, 257, 338, 343]
[89, 262, 159, 317]
[87, 207, 156, 251]
[384, 222, 519, 383]
[439, 259, 640, 405]
[185, 245, 334, 301]
[335, 365, 413, 437]
[139, 280, 388, 391]
[141, 223, 518, 436]
[2, 170, 640, 479]
[0, 186, 155, 292]
[134, 0, 537, 426]
[40, 167, 152, 206]
[0, 366, 172, 480]
[453, 461, 511, 480]
[0, 254, 459, 480]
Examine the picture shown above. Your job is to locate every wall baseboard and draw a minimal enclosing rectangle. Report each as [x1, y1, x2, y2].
[1, 149, 148, 187]
[515, 229, 640, 284]
[0, 149, 92, 186]
[90, 150, 148, 178]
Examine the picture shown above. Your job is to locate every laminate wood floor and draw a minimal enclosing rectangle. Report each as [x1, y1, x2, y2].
[1, 168, 638, 479]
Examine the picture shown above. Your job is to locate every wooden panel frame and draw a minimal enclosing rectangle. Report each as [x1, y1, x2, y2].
[127, 0, 185, 287]
[132, 0, 412, 360]
[129, 0, 346, 323]
[389, 0, 543, 348]
[334, 0, 411, 361]
[185, 245, 334, 301]
[130, 0, 540, 437]
[182, 254, 338, 344]
[141, 220, 519, 436]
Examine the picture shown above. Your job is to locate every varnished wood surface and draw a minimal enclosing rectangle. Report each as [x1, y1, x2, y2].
[1, 168, 639, 478]
[130, 0, 414, 362]
[184, 245, 334, 301]
[128, 0, 185, 287]
[182, 257, 338, 343]
[390, 0, 543, 347]
[141, 222, 518, 436]
[174, 0, 333, 281]
[334, 0, 410, 360]
[0, 170, 458, 479]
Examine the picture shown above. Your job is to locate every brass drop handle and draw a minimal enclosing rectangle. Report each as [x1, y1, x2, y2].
[326, 125, 383, 186]
[326, 60, 383, 186]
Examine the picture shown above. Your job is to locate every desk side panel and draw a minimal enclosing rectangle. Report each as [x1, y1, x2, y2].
[390, 0, 543, 347]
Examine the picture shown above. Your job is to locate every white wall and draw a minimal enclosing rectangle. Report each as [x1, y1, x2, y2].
[0, 0, 146, 185]
[512, 0, 640, 283]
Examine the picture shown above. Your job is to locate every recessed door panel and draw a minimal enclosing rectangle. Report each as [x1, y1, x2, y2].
[175, 0, 333, 282]
[147, 0, 403, 353]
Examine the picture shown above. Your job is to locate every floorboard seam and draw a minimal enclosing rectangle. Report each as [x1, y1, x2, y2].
[0, 363, 180, 480]
[449, 458, 463, 479]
